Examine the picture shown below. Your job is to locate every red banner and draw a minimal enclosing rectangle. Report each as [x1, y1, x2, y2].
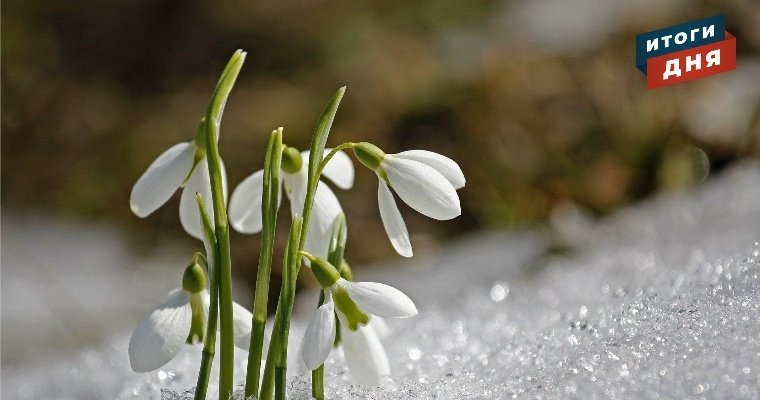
[646, 32, 736, 89]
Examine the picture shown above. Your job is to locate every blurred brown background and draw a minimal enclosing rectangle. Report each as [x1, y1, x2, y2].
[3, 0, 759, 289]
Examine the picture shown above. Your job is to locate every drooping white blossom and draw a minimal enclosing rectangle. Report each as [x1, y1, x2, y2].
[300, 295, 337, 371]
[129, 141, 227, 240]
[129, 218, 251, 374]
[340, 280, 418, 318]
[127, 288, 252, 373]
[299, 276, 417, 385]
[355, 144, 464, 257]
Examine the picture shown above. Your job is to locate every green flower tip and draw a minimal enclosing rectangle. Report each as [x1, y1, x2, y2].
[281, 146, 303, 174]
[182, 261, 207, 293]
[229, 49, 247, 68]
[353, 142, 385, 171]
[186, 293, 206, 344]
[332, 286, 369, 331]
[233, 50, 247, 71]
[216, 50, 247, 92]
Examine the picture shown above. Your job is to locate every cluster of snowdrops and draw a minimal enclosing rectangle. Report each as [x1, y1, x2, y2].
[126, 50, 465, 400]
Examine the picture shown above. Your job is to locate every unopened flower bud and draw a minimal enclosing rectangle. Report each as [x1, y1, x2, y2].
[306, 254, 341, 288]
[353, 142, 385, 171]
[281, 146, 303, 174]
[339, 260, 353, 281]
[182, 261, 207, 294]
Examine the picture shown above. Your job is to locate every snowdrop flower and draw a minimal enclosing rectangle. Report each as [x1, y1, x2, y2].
[128, 261, 252, 373]
[296, 308, 390, 386]
[229, 147, 354, 258]
[351, 143, 464, 257]
[299, 254, 416, 385]
[129, 121, 227, 240]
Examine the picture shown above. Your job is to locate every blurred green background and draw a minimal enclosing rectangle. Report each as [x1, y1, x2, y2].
[3, 0, 759, 286]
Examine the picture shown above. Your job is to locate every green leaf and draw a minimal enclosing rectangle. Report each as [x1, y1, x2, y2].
[266, 128, 283, 218]
[307, 87, 346, 189]
[201, 50, 245, 400]
[207, 49, 246, 129]
[245, 128, 283, 396]
[260, 215, 303, 400]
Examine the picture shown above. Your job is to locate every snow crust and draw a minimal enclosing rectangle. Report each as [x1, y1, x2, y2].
[3, 162, 760, 399]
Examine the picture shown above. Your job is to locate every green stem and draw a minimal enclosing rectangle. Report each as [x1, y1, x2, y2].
[311, 213, 347, 398]
[204, 49, 246, 400]
[245, 128, 284, 397]
[301, 87, 346, 253]
[315, 143, 355, 182]
[311, 365, 325, 400]
[311, 289, 327, 400]
[276, 218, 302, 400]
[264, 87, 346, 400]
[259, 330, 278, 400]
[260, 217, 302, 400]
[195, 195, 219, 400]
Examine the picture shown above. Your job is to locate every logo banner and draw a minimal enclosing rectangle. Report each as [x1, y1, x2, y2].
[635, 15, 736, 89]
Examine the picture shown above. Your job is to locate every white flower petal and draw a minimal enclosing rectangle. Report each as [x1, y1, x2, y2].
[232, 301, 253, 350]
[228, 170, 265, 233]
[383, 157, 461, 220]
[130, 142, 195, 218]
[180, 159, 228, 240]
[341, 324, 389, 386]
[295, 334, 310, 374]
[394, 150, 465, 189]
[284, 170, 343, 260]
[198, 290, 252, 350]
[200, 289, 211, 311]
[128, 288, 192, 372]
[304, 182, 344, 259]
[305, 149, 355, 190]
[301, 300, 336, 370]
[180, 161, 212, 240]
[342, 280, 418, 319]
[283, 171, 307, 217]
[378, 181, 412, 257]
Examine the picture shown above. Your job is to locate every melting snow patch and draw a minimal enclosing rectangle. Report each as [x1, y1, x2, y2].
[3, 161, 760, 399]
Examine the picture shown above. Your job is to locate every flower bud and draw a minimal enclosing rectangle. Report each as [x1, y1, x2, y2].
[353, 142, 385, 171]
[182, 261, 207, 294]
[339, 260, 353, 281]
[281, 146, 303, 174]
[308, 255, 341, 288]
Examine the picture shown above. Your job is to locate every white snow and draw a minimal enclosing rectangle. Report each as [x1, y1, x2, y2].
[3, 161, 760, 399]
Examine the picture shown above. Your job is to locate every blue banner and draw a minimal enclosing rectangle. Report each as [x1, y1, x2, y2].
[635, 15, 724, 74]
